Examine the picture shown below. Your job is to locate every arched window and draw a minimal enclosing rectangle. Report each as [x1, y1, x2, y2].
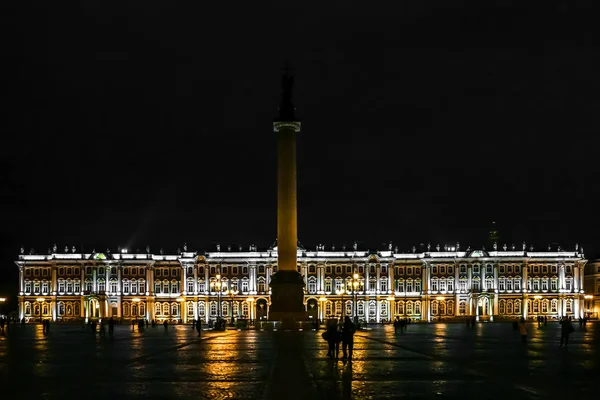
[242, 301, 249, 317]
[74, 302, 80, 316]
[163, 303, 169, 315]
[345, 301, 352, 316]
[335, 301, 342, 316]
[42, 303, 49, 315]
[551, 299, 558, 313]
[24, 302, 31, 316]
[123, 303, 130, 317]
[187, 302, 194, 316]
[140, 302, 145, 316]
[198, 301, 205, 316]
[131, 304, 137, 316]
[357, 301, 365, 316]
[368, 300, 376, 317]
[514, 300, 521, 314]
[325, 301, 332, 316]
[123, 280, 130, 294]
[98, 267, 105, 276]
[447, 300, 454, 315]
[406, 301, 413, 315]
[380, 300, 388, 316]
[499, 300, 505, 314]
[66, 279, 73, 293]
[41, 281, 49, 294]
[307, 277, 316, 294]
[397, 301, 405, 315]
[66, 303, 73, 316]
[58, 302, 65, 316]
[187, 279, 195, 294]
[459, 301, 466, 315]
[566, 299, 573, 313]
[98, 279, 106, 293]
[258, 278, 266, 293]
[139, 279, 145, 294]
[33, 303, 40, 316]
[541, 300, 548, 313]
[58, 279, 65, 293]
[431, 278, 438, 292]
[415, 301, 421, 315]
[209, 301, 217, 316]
[431, 301, 439, 315]
[171, 280, 179, 293]
[155, 303, 161, 316]
[171, 303, 179, 316]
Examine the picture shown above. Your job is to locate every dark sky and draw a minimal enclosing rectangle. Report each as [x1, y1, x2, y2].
[2, 1, 599, 298]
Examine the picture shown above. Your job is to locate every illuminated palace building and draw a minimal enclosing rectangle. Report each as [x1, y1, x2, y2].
[16, 243, 588, 323]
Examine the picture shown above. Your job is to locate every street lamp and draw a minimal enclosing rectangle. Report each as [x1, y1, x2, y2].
[352, 272, 360, 321]
[319, 296, 327, 323]
[210, 274, 222, 319]
[336, 288, 345, 319]
[225, 288, 239, 325]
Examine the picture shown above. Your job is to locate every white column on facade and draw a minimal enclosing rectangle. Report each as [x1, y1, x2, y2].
[467, 265, 472, 291]
[205, 266, 210, 294]
[389, 263, 394, 294]
[19, 266, 24, 293]
[493, 262, 498, 291]
[93, 268, 97, 293]
[560, 264, 565, 290]
[376, 264, 381, 294]
[51, 267, 57, 293]
[574, 265, 579, 291]
[376, 296, 381, 323]
[193, 264, 198, 294]
[475, 296, 480, 321]
[181, 263, 186, 295]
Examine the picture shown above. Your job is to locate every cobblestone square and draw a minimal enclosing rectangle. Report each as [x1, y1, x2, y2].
[0, 321, 596, 399]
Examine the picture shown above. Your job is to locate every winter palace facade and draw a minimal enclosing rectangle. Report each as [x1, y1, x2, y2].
[16, 244, 588, 323]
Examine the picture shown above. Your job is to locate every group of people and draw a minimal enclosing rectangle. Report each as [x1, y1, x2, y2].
[322, 316, 357, 360]
[393, 316, 411, 333]
[517, 316, 575, 347]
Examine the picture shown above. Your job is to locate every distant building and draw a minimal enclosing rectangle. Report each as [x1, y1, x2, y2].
[583, 260, 600, 319]
[16, 245, 587, 323]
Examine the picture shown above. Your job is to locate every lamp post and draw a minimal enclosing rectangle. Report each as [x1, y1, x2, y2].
[246, 297, 255, 324]
[226, 289, 238, 326]
[319, 296, 327, 323]
[210, 274, 222, 320]
[0, 297, 5, 319]
[336, 288, 345, 320]
[352, 272, 360, 322]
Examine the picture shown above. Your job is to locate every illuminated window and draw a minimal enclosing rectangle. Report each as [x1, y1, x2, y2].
[397, 301, 404, 315]
[415, 301, 421, 315]
[123, 280, 130, 294]
[551, 278, 558, 291]
[406, 279, 413, 293]
[140, 303, 145, 316]
[123, 303, 130, 317]
[199, 302, 206, 316]
[242, 302, 249, 317]
[431, 279, 438, 292]
[357, 301, 364, 316]
[415, 279, 422, 293]
[368, 300, 376, 316]
[85, 280, 92, 292]
[459, 301, 466, 315]
[58, 302, 65, 316]
[440, 301, 446, 315]
[33, 281, 40, 293]
[542, 301, 548, 313]
[58, 280, 65, 293]
[258, 278, 266, 293]
[551, 299, 557, 313]
[541, 279, 548, 291]
[131, 304, 137, 316]
[514, 301, 521, 314]
[397, 279, 404, 292]
[380, 279, 388, 292]
[24, 281, 31, 294]
[406, 301, 413, 315]
[66, 280, 73, 293]
[514, 278, 521, 291]
[74, 280, 80, 293]
[431, 301, 438, 315]
[499, 278, 505, 291]
[324, 278, 332, 293]
[507, 301, 513, 314]
[308, 277, 316, 294]
[241, 280, 248, 293]
[566, 300, 572, 313]
[335, 301, 342, 316]
[198, 280, 206, 292]
[187, 302, 194, 316]
[325, 302, 332, 316]
[41, 281, 49, 294]
[163, 303, 169, 315]
[98, 280, 106, 292]
[506, 278, 513, 291]
[187, 280, 194, 293]
[439, 279, 446, 292]
[155, 303, 161, 316]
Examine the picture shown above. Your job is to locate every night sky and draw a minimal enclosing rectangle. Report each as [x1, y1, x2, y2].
[2, 2, 599, 300]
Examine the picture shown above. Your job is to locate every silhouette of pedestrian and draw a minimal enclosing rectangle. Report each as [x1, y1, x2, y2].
[519, 318, 528, 343]
[560, 317, 573, 347]
[341, 316, 356, 360]
[163, 320, 168, 332]
[196, 318, 202, 337]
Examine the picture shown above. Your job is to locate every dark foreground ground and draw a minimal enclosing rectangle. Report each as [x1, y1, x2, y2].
[0, 321, 597, 399]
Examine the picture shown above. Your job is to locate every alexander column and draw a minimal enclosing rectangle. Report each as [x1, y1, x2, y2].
[269, 67, 307, 326]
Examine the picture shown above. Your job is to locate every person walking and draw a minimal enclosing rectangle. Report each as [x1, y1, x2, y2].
[560, 317, 574, 347]
[341, 316, 356, 360]
[324, 320, 341, 359]
[196, 318, 202, 337]
[519, 318, 528, 343]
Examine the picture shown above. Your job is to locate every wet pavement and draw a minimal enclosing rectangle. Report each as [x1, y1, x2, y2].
[0, 321, 597, 399]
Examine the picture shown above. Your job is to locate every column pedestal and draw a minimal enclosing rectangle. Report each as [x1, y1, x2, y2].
[268, 270, 307, 328]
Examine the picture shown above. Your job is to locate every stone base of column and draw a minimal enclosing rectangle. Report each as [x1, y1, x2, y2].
[269, 270, 307, 329]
